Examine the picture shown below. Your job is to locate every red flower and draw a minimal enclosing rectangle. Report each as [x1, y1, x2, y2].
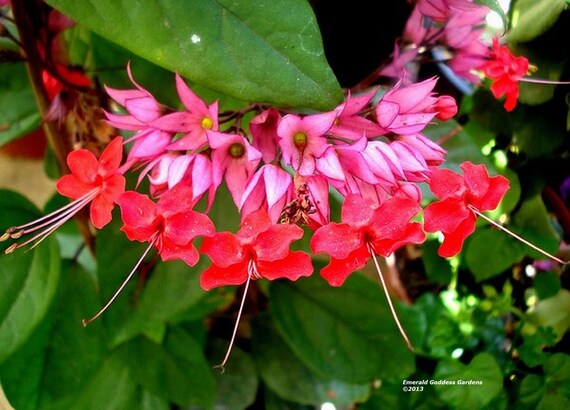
[117, 184, 214, 266]
[482, 37, 529, 111]
[199, 209, 313, 290]
[56, 137, 126, 229]
[310, 194, 425, 286]
[424, 161, 510, 257]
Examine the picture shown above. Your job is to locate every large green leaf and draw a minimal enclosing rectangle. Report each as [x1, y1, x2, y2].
[509, 0, 566, 43]
[433, 353, 503, 409]
[47, 0, 343, 110]
[208, 339, 258, 410]
[464, 226, 525, 282]
[0, 63, 40, 147]
[118, 328, 215, 408]
[270, 275, 415, 384]
[0, 232, 60, 364]
[252, 315, 370, 406]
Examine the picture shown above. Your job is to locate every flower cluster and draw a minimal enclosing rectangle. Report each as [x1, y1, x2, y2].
[379, 0, 530, 111]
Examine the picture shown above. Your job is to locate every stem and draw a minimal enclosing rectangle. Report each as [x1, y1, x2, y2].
[520, 77, 570, 85]
[469, 205, 568, 265]
[214, 268, 252, 372]
[367, 243, 414, 351]
[82, 238, 157, 326]
[11, 0, 95, 254]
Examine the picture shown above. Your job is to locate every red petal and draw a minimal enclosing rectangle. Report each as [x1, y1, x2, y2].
[372, 222, 425, 256]
[473, 174, 510, 211]
[200, 262, 248, 290]
[424, 197, 470, 233]
[56, 174, 93, 199]
[461, 162, 490, 201]
[160, 241, 200, 267]
[257, 251, 313, 281]
[310, 223, 363, 259]
[89, 195, 114, 229]
[319, 246, 369, 287]
[429, 167, 466, 199]
[438, 216, 476, 258]
[200, 232, 246, 268]
[157, 184, 195, 217]
[164, 211, 214, 246]
[237, 209, 272, 243]
[370, 195, 421, 239]
[100, 174, 126, 202]
[66, 149, 98, 184]
[97, 137, 123, 177]
[116, 191, 159, 242]
[341, 194, 377, 226]
[254, 224, 304, 261]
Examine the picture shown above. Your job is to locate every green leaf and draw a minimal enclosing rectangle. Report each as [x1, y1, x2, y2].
[533, 271, 561, 300]
[36, 263, 108, 409]
[518, 327, 557, 368]
[46, 0, 343, 110]
[252, 315, 370, 406]
[111, 260, 230, 347]
[512, 106, 566, 159]
[509, 0, 566, 43]
[270, 275, 415, 384]
[422, 240, 453, 285]
[208, 339, 258, 410]
[0, 63, 40, 147]
[527, 290, 570, 340]
[119, 328, 215, 407]
[512, 195, 561, 259]
[464, 226, 525, 282]
[433, 353, 503, 409]
[0, 235, 60, 364]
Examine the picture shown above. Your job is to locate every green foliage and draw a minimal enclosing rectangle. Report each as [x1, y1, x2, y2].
[46, 0, 343, 110]
[0, 63, 40, 147]
[0, 0, 569, 409]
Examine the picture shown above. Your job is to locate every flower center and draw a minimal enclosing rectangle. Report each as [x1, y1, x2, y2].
[293, 132, 307, 149]
[201, 116, 214, 130]
[229, 142, 245, 158]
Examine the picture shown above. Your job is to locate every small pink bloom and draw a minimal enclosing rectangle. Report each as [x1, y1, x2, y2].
[240, 164, 293, 223]
[251, 108, 282, 163]
[278, 111, 337, 175]
[208, 131, 262, 207]
[328, 92, 384, 140]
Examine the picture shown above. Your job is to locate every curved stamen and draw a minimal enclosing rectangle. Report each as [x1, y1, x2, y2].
[469, 205, 568, 265]
[214, 264, 253, 372]
[366, 242, 414, 351]
[82, 235, 158, 326]
[520, 77, 570, 85]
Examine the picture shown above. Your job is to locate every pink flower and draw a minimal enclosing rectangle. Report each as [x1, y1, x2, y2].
[200, 209, 313, 290]
[311, 194, 425, 286]
[117, 184, 215, 266]
[240, 164, 293, 223]
[328, 92, 384, 140]
[417, 0, 480, 23]
[153, 74, 219, 150]
[482, 37, 529, 112]
[424, 162, 510, 257]
[278, 111, 337, 175]
[208, 131, 262, 207]
[251, 108, 282, 163]
[375, 77, 456, 134]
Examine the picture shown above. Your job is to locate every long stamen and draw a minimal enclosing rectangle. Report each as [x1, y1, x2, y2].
[469, 205, 568, 265]
[366, 242, 414, 351]
[82, 236, 157, 326]
[214, 262, 253, 372]
[3, 189, 101, 254]
[520, 77, 570, 85]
